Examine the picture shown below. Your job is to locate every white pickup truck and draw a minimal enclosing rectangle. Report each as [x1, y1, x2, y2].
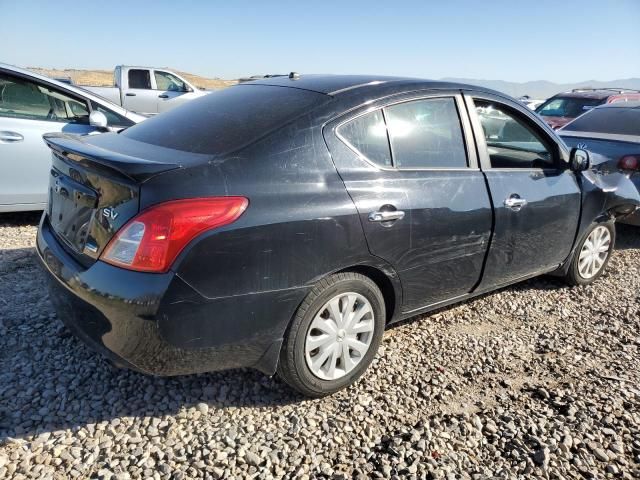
[85, 66, 211, 115]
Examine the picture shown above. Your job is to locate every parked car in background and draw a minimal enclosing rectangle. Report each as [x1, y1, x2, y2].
[535, 88, 640, 129]
[54, 76, 74, 85]
[37, 75, 639, 396]
[518, 95, 545, 110]
[559, 101, 640, 225]
[85, 66, 211, 116]
[0, 63, 145, 213]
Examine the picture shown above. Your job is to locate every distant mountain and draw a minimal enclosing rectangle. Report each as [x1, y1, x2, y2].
[440, 77, 640, 99]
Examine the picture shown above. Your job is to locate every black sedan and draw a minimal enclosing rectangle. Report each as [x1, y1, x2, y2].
[37, 75, 640, 396]
[559, 101, 640, 225]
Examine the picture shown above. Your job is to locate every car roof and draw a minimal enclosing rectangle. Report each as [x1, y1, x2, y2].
[241, 73, 497, 97]
[594, 100, 640, 109]
[553, 89, 640, 100]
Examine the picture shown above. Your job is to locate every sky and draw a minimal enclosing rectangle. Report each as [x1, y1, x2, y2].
[3, 0, 639, 83]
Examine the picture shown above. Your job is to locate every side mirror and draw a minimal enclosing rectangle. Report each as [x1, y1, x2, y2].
[570, 148, 591, 172]
[89, 111, 108, 129]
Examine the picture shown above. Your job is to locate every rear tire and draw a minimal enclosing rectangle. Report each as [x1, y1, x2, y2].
[563, 221, 615, 286]
[277, 272, 385, 397]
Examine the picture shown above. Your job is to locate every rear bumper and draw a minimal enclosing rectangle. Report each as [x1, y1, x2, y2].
[37, 214, 306, 376]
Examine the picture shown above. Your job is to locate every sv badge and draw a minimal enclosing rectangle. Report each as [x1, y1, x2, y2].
[102, 208, 119, 221]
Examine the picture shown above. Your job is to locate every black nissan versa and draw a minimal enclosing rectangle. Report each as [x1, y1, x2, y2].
[37, 75, 640, 397]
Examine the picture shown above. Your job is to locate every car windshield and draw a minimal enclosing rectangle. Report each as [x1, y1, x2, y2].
[122, 85, 328, 154]
[562, 107, 640, 136]
[536, 97, 603, 118]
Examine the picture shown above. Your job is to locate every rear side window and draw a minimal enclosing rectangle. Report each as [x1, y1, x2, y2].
[128, 69, 151, 89]
[123, 85, 328, 154]
[384, 98, 467, 168]
[337, 110, 392, 167]
[562, 107, 640, 136]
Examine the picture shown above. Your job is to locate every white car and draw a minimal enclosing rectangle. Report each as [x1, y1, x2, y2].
[0, 63, 145, 212]
[85, 66, 211, 116]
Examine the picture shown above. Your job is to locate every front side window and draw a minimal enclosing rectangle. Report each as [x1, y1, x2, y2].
[476, 100, 554, 169]
[154, 71, 187, 92]
[90, 101, 134, 128]
[0, 72, 88, 123]
[128, 69, 151, 89]
[337, 110, 392, 167]
[384, 98, 467, 168]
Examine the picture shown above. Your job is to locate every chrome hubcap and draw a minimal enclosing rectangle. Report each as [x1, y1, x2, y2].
[305, 292, 375, 380]
[578, 226, 611, 279]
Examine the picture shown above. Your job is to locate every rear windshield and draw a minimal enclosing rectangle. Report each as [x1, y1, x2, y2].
[122, 85, 327, 154]
[535, 96, 604, 118]
[562, 107, 640, 136]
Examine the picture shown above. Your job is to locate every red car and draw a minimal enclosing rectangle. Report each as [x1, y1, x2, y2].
[535, 88, 640, 129]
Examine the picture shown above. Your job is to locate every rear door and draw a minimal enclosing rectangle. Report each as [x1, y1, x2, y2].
[122, 69, 158, 114]
[465, 92, 581, 288]
[325, 92, 493, 313]
[0, 70, 95, 209]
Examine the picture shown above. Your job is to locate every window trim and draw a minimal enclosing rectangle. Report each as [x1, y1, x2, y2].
[464, 92, 568, 172]
[335, 94, 474, 172]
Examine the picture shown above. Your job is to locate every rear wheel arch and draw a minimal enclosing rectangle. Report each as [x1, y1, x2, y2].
[335, 264, 399, 324]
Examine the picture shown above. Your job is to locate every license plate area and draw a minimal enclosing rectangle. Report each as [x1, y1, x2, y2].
[49, 168, 98, 253]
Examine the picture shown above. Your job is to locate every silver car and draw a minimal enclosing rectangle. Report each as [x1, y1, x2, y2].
[0, 64, 145, 212]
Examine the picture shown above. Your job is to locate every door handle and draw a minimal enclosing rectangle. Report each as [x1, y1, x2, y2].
[158, 94, 169, 99]
[368, 210, 405, 222]
[504, 194, 527, 212]
[125, 93, 136, 97]
[0, 131, 24, 143]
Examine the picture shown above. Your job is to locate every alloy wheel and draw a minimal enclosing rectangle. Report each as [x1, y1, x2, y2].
[578, 226, 611, 279]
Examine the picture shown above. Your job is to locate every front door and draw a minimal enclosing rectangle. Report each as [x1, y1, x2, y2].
[325, 93, 493, 312]
[0, 71, 94, 209]
[466, 94, 581, 288]
[154, 70, 192, 114]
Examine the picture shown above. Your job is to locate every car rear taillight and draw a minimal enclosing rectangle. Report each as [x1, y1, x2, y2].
[618, 155, 640, 171]
[101, 197, 248, 273]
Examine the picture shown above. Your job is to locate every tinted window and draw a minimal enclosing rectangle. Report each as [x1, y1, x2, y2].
[536, 96, 603, 118]
[123, 85, 328, 154]
[0, 72, 88, 123]
[562, 107, 640, 136]
[384, 98, 467, 168]
[128, 69, 151, 89]
[154, 71, 187, 92]
[476, 100, 554, 169]
[337, 110, 392, 167]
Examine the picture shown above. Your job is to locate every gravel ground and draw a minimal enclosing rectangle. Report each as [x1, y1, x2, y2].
[0, 212, 638, 480]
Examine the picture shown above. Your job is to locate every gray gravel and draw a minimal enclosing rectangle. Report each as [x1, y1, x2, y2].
[1, 211, 639, 479]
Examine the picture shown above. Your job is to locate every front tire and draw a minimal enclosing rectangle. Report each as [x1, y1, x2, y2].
[564, 221, 615, 286]
[277, 272, 385, 397]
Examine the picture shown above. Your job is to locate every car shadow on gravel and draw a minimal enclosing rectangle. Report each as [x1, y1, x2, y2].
[0, 225, 637, 441]
[0, 211, 42, 227]
[0, 245, 303, 441]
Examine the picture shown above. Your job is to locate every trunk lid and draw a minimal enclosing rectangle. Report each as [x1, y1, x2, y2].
[43, 132, 193, 267]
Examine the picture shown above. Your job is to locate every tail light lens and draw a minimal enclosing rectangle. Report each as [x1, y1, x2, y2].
[101, 197, 248, 273]
[618, 155, 639, 171]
